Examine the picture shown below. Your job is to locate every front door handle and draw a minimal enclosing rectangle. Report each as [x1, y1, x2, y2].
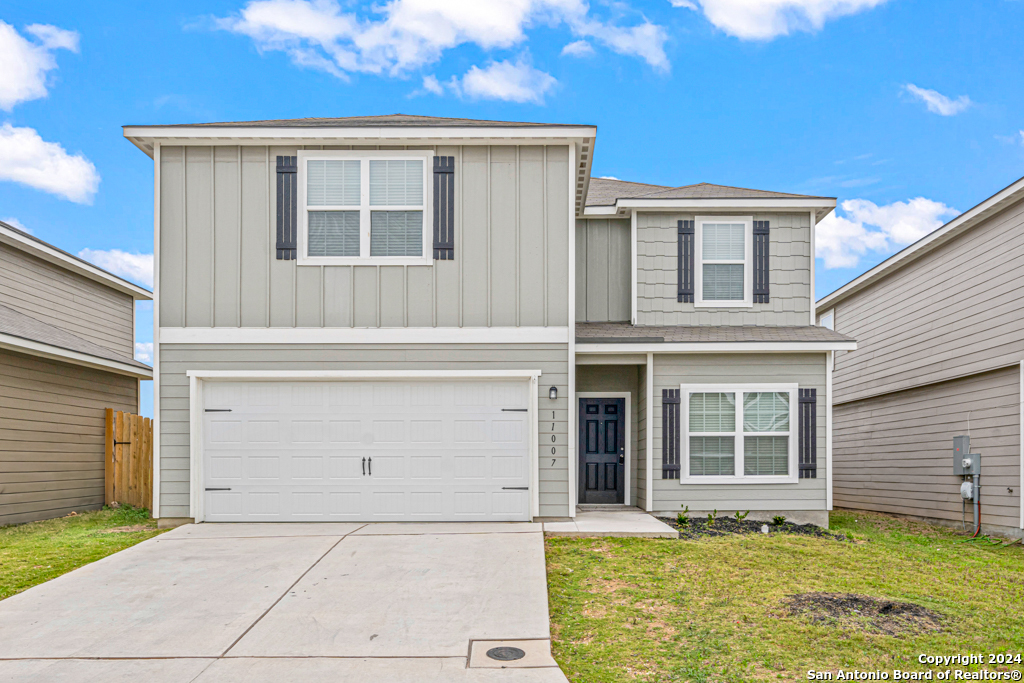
[362, 457, 366, 476]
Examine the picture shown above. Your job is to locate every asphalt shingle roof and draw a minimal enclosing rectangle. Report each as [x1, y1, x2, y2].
[0, 303, 151, 370]
[149, 114, 590, 129]
[575, 322, 855, 344]
[585, 178, 830, 207]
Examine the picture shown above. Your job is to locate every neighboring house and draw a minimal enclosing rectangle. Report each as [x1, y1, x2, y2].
[0, 221, 153, 526]
[123, 114, 853, 527]
[817, 176, 1024, 539]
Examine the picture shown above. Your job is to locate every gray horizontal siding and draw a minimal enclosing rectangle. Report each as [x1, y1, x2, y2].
[833, 366, 1020, 530]
[575, 219, 630, 323]
[832, 198, 1024, 403]
[157, 343, 570, 519]
[637, 212, 812, 326]
[576, 364, 641, 504]
[0, 242, 135, 358]
[650, 353, 827, 513]
[0, 348, 138, 525]
[159, 145, 571, 331]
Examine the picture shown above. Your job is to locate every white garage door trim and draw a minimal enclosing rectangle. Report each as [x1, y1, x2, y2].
[187, 370, 542, 523]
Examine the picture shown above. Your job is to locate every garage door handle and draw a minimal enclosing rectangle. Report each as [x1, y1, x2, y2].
[502, 408, 528, 412]
[362, 457, 365, 476]
[502, 486, 529, 490]
[205, 409, 232, 413]
[205, 487, 231, 491]
[368, 457, 372, 476]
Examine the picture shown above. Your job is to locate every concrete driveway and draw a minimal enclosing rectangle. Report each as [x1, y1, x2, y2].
[0, 523, 568, 682]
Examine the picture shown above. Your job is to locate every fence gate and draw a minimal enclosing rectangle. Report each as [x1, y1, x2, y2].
[104, 409, 153, 510]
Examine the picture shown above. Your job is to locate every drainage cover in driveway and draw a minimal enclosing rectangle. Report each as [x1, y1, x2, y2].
[469, 640, 559, 669]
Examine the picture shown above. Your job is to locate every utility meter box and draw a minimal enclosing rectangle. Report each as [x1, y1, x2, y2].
[953, 436, 980, 475]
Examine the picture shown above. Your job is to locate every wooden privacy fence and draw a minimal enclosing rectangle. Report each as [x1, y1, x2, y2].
[104, 409, 154, 510]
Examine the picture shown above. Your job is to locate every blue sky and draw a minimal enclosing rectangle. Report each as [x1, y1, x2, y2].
[2, 0, 1023, 416]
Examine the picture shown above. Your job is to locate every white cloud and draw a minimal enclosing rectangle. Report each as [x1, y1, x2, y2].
[672, 0, 887, 40]
[561, 39, 594, 56]
[1, 217, 30, 233]
[78, 248, 154, 288]
[453, 59, 558, 104]
[597, 175, 619, 180]
[135, 342, 153, 364]
[217, 0, 668, 80]
[421, 74, 444, 95]
[815, 197, 958, 269]
[0, 124, 100, 203]
[0, 22, 79, 111]
[903, 84, 971, 116]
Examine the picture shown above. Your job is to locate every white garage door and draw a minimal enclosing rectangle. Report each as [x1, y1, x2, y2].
[200, 380, 532, 522]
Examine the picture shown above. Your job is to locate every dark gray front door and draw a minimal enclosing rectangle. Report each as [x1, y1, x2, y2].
[578, 398, 625, 504]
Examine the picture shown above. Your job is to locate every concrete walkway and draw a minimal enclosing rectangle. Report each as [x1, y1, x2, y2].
[0, 523, 568, 683]
[543, 508, 678, 538]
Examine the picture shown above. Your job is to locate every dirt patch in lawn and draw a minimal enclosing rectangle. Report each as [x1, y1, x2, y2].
[657, 516, 849, 541]
[784, 592, 943, 636]
[95, 525, 152, 534]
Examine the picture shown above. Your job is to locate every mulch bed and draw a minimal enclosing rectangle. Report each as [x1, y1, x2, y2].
[656, 515, 849, 541]
[784, 592, 943, 636]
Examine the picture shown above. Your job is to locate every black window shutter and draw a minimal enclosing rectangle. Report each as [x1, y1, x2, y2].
[276, 156, 297, 260]
[799, 388, 817, 479]
[677, 220, 694, 303]
[753, 220, 770, 303]
[662, 389, 680, 479]
[433, 156, 455, 260]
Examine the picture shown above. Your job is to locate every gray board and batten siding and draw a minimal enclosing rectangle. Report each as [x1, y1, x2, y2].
[829, 198, 1024, 404]
[575, 219, 630, 323]
[0, 241, 135, 359]
[649, 353, 828, 515]
[832, 365, 1020, 532]
[636, 212, 812, 326]
[157, 344, 570, 519]
[158, 145, 571, 330]
[0, 348, 138, 525]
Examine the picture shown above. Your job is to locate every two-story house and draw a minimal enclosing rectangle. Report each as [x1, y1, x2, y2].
[124, 114, 854, 527]
[0, 220, 152, 525]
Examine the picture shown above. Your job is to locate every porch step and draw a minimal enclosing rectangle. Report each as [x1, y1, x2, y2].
[545, 509, 678, 538]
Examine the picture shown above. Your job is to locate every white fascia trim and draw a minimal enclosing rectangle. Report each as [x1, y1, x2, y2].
[583, 205, 619, 216]
[816, 174, 1024, 313]
[614, 198, 836, 211]
[0, 223, 152, 300]
[160, 326, 570, 344]
[576, 341, 858, 354]
[186, 369, 543, 380]
[152, 143, 162, 519]
[630, 210, 638, 326]
[124, 127, 596, 151]
[0, 333, 153, 379]
[577, 392, 632, 506]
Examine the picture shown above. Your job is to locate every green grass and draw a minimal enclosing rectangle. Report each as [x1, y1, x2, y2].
[0, 506, 163, 601]
[546, 510, 1024, 682]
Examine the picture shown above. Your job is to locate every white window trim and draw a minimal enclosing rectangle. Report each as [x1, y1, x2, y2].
[694, 215, 754, 308]
[681, 383, 799, 484]
[297, 149, 434, 266]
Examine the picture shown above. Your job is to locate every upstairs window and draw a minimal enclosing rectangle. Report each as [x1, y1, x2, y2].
[695, 216, 753, 307]
[298, 151, 432, 265]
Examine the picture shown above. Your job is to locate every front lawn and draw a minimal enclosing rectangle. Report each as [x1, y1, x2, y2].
[547, 510, 1024, 682]
[0, 506, 162, 601]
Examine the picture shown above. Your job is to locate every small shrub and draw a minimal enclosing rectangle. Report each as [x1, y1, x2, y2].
[772, 514, 787, 526]
[677, 505, 690, 526]
[735, 510, 750, 522]
[707, 509, 717, 527]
